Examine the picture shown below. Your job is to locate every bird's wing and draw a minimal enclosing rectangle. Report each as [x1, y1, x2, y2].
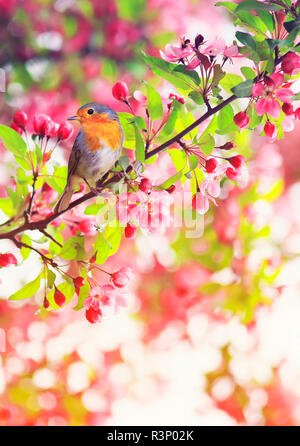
[66, 131, 83, 182]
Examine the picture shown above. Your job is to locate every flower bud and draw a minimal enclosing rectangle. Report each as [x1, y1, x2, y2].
[227, 155, 246, 169]
[264, 121, 276, 138]
[54, 288, 66, 307]
[48, 122, 59, 139]
[295, 108, 300, 120]
[73, 276, 85, 295]
[282, 103, 294, 115]
[89, 252, 97, 264]
[125, 222, 137, 239]
[43, 297, 50, 309]
[0, 253, 17, 267]
[233, 112, 249, 129]
[13, 110, 28, 128]
[166, 185, 176, 194]
[219, 141, 234, 150]
[226, 167, 241, 181]
[205, 158, 217, 173]
[11, 123, 23, 135]
[33, 114, 55, 137]
[139, 178, 152, 193]
[169, 93, 185, 104]
[195, 34, 204, 48]
[112, 81, 129, 101]
[86, 306, 102, 324]
[57, 122, 74, 140]
[281, 52, 300, 75]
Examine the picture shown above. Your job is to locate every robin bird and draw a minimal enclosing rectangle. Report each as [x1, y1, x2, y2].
[55, 102, 124, 213]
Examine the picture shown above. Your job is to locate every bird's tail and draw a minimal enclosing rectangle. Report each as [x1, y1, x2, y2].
[54, 185, 74, 214]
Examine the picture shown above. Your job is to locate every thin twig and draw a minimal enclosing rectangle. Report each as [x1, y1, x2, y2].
[40, 229, 63, 247]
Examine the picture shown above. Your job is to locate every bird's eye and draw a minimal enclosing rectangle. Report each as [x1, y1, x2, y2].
[87, 109, 94, 115]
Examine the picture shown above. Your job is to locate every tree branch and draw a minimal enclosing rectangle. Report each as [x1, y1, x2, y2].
[0, 94, 237, 242]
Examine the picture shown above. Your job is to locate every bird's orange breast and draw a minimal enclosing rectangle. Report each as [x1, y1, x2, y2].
[81, 114, 122, 152]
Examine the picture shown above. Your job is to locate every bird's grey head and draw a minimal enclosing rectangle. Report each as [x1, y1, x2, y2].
[68, 102, 119, 122]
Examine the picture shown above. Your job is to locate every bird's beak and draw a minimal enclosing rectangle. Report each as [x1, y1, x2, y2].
[67, 115, 80, 121]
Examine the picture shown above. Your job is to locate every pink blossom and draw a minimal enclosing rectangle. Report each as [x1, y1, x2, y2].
[186, 57, 201, 70]
[224, 45, 240, 58]
[111, 267, 133, 288]
[133, 90, 147, 104]
[129, 190, 174, 234]
[160, 43, 193, 63]
[84, 284, 128, 323]
[256, 98, 281, 119]
[192, 193, 210, 214]
[200, 164, 227, 199]
[253, 73, 294, 119]
[282, 115, 295, 132]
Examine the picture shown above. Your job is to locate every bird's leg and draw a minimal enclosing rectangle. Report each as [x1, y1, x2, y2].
[84, 178, 101, 195]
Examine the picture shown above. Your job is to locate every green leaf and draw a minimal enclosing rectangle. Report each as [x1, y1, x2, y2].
[211, 64, 226, 91]
[236, 11, 268, 34]
[215, 2, 237, 13]
[236, 31, 256, 51]
[173, 65, 200, 85]
[59, 236, 86, 261]
[235, 0, 280, 12]
[161, 108, 179, 136]
[46, 166, 68, 194]
[143, 81, 163, 120]
[84, 201, 107, 215]
[115, 0, 146, 21]
[20, 234, 32, 260]
[94, 225, 121, 264]
[231, 79, 254, 97]
[73, 279, 90, 311]
[143, 53, 197, 92]
[118, 155, 130, 171]
[133, 124, 145, 162]
[220, 73, 244, 94]
[198, 133, 215, 156]
[168, 148, 187, 171]
[15, 155, 32, 170]
[217, 104, 234, 130]
[188, 155, 199, 171]
[241, 66, 256, 80]
[156, 169, 185, 190]
[9, 273, 42, 300]
[47, 270, 56, 289]
[0, 125, 27, 157]
[188, 91, 204, 105]
[0, 198, 15, 218]
[257, 10, 274, 33]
